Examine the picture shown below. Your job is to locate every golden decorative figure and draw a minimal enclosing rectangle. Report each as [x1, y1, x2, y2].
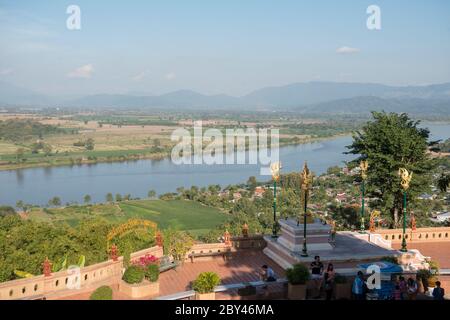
[360, 160, 369, 180]
[410, 212, 416, 231]
[270, 162, 282, 182]
[369, 210, 380, 232]
[398, 168, 413, 190]
[242, 223, 249, 238]
[301, 162, 313, 191]
[224, 229, 232, 246]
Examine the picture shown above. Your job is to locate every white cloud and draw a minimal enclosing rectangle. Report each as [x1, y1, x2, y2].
[67, 64, 94, 78]
[336, 46, 360, 54]
[132, 71, 147, 82]
[165, 72, 176, 80]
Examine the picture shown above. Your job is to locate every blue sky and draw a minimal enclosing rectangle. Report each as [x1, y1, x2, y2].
[0, 0, 449, 96]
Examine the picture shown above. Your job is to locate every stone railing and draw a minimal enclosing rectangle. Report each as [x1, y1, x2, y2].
[0, 237, 268, 300]
[232, 235, 267, 249]
[375, 227, 450, 243]
[0, 245, 163, 301]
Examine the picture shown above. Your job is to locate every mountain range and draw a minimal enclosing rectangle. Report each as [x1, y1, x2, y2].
[1, 81, 450, 115]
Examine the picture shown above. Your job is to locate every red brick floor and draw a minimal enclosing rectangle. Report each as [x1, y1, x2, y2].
[158, 250, 285, 297]
[392, 242, 450, 269]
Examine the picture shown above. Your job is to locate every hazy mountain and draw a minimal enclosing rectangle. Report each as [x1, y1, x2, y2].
[301, 96, 450, 115]
[0, 81, 52, 106]
[1, 81, 450, 115]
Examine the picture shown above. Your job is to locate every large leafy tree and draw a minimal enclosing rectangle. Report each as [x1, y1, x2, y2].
[346, 112, 433, 228]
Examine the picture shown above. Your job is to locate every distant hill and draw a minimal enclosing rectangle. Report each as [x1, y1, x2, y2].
[1, 81, 450, 115]
[300, 96, 450, 115]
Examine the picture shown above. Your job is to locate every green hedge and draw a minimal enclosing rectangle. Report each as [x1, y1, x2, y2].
[90, 286, 113, 300]
[145, 264, 159, 282]
[122, 265, 144, 284]
[286, 264, 310, 285]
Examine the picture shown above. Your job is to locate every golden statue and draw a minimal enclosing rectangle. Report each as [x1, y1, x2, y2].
[270, 161, 282, 181]
[301, 162, 313, 191]
[398, 168, 413, 190]
[369, 210, 380, 232]
[360, 160, 369, 180]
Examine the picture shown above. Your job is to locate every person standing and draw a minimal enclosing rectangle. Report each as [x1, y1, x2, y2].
[407, 277, 418, 300]
[352, 271, 365, 300]
[310, 256, 324, 298]
[324, 263, 335, 300]
[398, 276, 407, 300]
[432, 281, 445, 300]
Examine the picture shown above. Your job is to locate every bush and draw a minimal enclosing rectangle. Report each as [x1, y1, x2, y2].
[192, 272, 221, 294]
[382, 256, 399, 265]
[122, 265, 144, 284]
[145, 264, 159, 282]
[334, 274, 348, 284]
[286, 264, 310, 285]
[90, 286, 113, 300]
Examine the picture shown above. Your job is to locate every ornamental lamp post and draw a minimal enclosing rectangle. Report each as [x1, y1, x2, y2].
[398, 168, 412, 252]
[359, 160, 369, 233]
[270, 162, 282, 238]
[300, 162, 313, 257]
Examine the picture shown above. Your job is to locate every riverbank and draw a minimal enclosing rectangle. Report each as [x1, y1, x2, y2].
[0, 134, 349, 172]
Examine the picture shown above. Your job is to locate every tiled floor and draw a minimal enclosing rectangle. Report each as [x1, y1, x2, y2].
[158, 249, 286, 297]
[392, 242, 450, 268]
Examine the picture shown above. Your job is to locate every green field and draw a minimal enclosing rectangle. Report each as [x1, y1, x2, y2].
[26, 199, 227, 236]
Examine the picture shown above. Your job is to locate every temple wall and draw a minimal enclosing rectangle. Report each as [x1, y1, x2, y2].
[375, 227, 450, 243]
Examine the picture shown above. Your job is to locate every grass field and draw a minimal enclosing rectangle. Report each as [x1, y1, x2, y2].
[26, 199, 227, 236]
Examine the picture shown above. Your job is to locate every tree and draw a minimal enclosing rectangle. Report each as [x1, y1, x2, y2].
[48, 197, 62, 207]
[162, 229, 194, 261]
[0, 206, 16, 218]
[437, 173, 450, 192]
[85, 138, 95, 151]
[106, 193, 113, 203]
[247, 176, 257, 193]
[148, 190, 156, 198]
[346, 112, 433, 227]
[115, 194, 122, 202]
[84, 195, 92, 204]
[43, 144, 52, 156]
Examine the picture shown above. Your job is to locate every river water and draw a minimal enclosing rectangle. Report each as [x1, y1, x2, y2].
[0, 123, 448, 207]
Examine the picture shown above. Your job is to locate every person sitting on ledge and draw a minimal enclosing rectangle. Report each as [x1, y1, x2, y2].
[260, 265, 277, 282]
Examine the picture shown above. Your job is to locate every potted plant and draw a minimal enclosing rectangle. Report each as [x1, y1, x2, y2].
[286, 263, 310, 300]
[119, 263, 160, 298]
[192, 272, 221, 300]
[90, 286, 113, 300]
[334, 274, 351, 300]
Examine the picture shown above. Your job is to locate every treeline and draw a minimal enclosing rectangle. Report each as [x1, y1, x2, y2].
[0, 119, 69, 142]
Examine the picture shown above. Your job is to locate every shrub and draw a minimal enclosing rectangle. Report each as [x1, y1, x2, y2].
[90, 286, 113, 300]
[334, 274, 348, 284]
[382, 256, 399, 265]
[192, 272, 221, 294]
[145, 264, 159, 282]
[286, 264, 310, 285]
[122, 265, 144, 284]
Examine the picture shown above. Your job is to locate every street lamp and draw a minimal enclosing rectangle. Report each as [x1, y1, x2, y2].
[398, 168, 412, 252]
[271, 162, 282, 238]
[359, 160, 369, 233]
[300, 162, 313, 257]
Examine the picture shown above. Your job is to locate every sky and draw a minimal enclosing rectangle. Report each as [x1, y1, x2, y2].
[0, 0, 449, 97]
